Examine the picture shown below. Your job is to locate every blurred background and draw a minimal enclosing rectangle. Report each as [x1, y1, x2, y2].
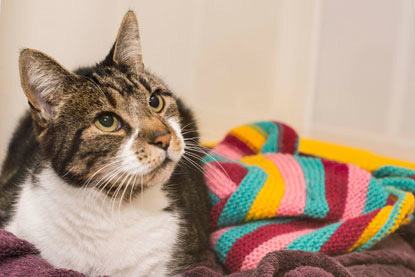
[0, 0, 414, 162]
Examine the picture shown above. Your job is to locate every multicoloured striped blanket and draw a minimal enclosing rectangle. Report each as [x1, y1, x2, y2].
[203, 121, 415, 272]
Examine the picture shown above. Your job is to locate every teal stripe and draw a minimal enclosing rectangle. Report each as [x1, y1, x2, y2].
[373, 166, 415, 178]
[208, 191, 220, 206]
[357, 187, 411, 251]
[254, 121, 280, 154]
[295, 156, 328, 218]
[203, 153, 227, 164]
[286, 222, 342, 252]
[381, 177, 415, 192]
[218, 165, 267, 228]
[363, 178, 388, 214]
[215, 218, 292, 263]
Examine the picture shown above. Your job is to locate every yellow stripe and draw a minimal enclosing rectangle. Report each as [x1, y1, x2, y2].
[299, 139, 415, 172]
[229, 126, 266, 153]
[241, 155, 285, 221]
[248, 124, 268, 138]
[350, 192, 415, 252]
[348, 206, 392, 251]
[388, 192, 415, 232]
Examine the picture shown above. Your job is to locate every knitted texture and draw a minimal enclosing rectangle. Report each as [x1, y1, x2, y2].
[203, 121, 415, 273]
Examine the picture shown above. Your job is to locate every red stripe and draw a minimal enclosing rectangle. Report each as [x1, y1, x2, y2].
[274, 122, 298, 154]
[322, 159, 349, 221]
[386, 195, 396, 206]
[409, 175, 415, 181]
[320, 209, 380, 254]
[225, 220, 322, 272]
[212, 162, 248, 187]
[210, 197, 229, 230]
[276, 123, 284, 153]
[222, 135, 255, 156]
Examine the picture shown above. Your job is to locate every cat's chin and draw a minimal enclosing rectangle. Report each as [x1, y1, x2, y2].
[127, 157, 176, 192]
[146, 157, 176, 185]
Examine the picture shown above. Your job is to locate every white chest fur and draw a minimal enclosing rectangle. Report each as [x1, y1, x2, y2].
[6, 166, 180, 277]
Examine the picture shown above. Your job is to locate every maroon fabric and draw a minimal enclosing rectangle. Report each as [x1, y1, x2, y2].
[210, 197, 230, 229]
[0, 229, 87, 277]
[386, 195, 396, 206]
[187, 250, 351, 277]
[213, 163, 248, 187]
[336, 227, 415, 276]
[222, 135, 255, 156]
[322, 160, 349, 221]
[276, 122, 298, 155]
[0, 220, 414, 276]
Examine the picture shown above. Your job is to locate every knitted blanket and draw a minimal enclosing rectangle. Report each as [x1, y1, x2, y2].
[203, 121, 415, 273]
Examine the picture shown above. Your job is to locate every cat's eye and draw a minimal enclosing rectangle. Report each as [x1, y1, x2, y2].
[149, 92, 164, 113]
[95, 113, 121, 132]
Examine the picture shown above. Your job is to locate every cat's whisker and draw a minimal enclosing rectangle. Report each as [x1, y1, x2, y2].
[184, 140, 220, 159]
[81, 158, 124, 191]
[179, 121, 195, 131]
[100, 169, 124, 200]
[100, 169, 128, 211]
[183, 143, 234, 186]
[179, 161, 205, 180]
[180, 156, 205, 175]
[129, 173, 138, 206]
[182, 134, 200, 138]
[182, 134, 199, 139]
[79, 160, 124, 204]
[140, 174, 144, 206]
[181, 130, 199, 135]
[182, 157, 207, 175]
[110, 172, 130, 221]
[118, 173, 134, 218]
[87, 152, 139, 200]
[87, 161, 122, 193]
[88, 166, 124, 209]
[180, 121, 193, 128]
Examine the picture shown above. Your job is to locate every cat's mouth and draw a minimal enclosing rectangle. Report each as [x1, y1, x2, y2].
[147, 156, 172, 178]
[90, 156, 175, 200]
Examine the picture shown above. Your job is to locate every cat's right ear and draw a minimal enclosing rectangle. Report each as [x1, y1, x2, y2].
[19, 49, 75, 127]
[103, 11, 144, 74]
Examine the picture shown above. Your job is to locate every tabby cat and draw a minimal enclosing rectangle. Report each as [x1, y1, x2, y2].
[0, 11, 210, 277]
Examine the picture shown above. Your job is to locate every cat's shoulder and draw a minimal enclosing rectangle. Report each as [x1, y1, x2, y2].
[0, 111, 39, 219]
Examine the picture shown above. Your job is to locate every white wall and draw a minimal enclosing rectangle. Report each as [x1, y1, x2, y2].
[0, 0, 413, 163]
[309, 0, 415, 160]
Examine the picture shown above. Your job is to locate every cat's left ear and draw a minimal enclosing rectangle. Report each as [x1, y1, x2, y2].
[19, 49, 76, 126]
[112, 11, 144, 73]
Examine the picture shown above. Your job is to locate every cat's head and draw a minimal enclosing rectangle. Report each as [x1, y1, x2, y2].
[18, 11, 198, 196]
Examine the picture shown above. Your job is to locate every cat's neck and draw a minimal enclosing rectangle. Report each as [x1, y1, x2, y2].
[6, 163, 180, 277]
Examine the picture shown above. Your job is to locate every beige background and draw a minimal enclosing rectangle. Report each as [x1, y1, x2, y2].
[0, 0, 414, 163]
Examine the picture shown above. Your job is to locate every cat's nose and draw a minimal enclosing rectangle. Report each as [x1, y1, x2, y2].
[150, 131, 171, 150]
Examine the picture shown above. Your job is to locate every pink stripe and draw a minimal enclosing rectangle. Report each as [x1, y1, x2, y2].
[210, 227, 233, 247]
[240, 228, 315, 271]
[265, 154, 306, 216]
[213, 144, 245, 160]
[204, 165, 237, 199]
[341, 164, 371, 220]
